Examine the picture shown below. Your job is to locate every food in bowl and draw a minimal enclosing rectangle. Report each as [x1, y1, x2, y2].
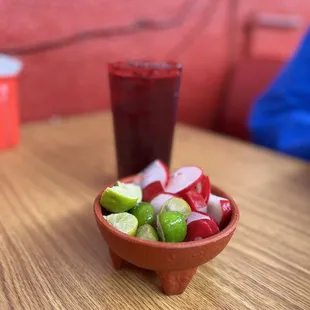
[100, 160, 232, 242]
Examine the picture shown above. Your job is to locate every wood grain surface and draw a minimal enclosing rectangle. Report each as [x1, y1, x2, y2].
[0, 112, 310, 310]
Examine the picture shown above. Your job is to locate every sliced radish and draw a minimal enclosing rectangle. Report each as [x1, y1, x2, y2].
[207, 216, 221, 232]
[150, 193, 177, 215]
[183, 190, 207, 213]
[138, 160, 169, 189]
[165, 166, 203, 195]
[195, 175, 211, 202]
[207, 194, 232, 229]
[142, 181, 164, 202]
[186, 211, 212, 225]
[185, 217, 219, 241]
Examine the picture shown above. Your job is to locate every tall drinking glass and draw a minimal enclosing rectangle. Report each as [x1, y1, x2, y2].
[108, 60, 182, 178]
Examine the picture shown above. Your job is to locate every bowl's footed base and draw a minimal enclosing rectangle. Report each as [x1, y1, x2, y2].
[109, 249, 123, 269]
[156, 267, 197, 295]
[109, 248, 197, 295]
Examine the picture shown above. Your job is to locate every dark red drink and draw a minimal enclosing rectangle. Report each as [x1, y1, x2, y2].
[108, 60, 182, 178]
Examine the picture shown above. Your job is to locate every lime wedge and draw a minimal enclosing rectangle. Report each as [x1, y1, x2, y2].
[104, 213, 138, 236]
[157, 211, 187, 242]
[136, 224, 159, 241]
[100, 183, 142, 213]
[124, 183, 142, 203]
[117, 182, 142, 203]
[129, 202, 155, 227]
[159, 198, 191, 219]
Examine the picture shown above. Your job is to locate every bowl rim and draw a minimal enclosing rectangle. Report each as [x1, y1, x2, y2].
[94, 175, 240, 249]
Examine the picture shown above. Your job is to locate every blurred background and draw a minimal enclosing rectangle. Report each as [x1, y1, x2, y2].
[0, 0, 309, 141]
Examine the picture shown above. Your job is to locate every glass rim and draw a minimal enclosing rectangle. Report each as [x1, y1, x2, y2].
[108, 60, 182, 79]
[109, 60, 182, 70]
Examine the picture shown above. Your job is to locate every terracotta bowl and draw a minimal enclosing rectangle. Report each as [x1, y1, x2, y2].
[94, 176, 240, 295]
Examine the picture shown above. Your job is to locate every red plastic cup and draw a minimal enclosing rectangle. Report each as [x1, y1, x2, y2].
[108, 60, 182, 178]
[0, 54, 23, 150]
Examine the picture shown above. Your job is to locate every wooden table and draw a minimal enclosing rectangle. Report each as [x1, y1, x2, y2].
[0, 112, 309, 310]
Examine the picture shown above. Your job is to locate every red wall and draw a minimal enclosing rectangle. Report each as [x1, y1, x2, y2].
[1, 0, 309, 129]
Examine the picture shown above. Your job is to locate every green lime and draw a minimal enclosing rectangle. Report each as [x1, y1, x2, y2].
[103, 212, 138, 236]
[157, 211, 187, 242]
[118, 182, 142, 203]
[159, 197, 191, 219]
[129, 202, 155, 227]
[100, 183, 142, 213]
[136, 224, 159, 241]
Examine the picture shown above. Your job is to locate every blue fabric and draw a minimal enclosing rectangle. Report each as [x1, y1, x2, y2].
[248, 27, 310, 160]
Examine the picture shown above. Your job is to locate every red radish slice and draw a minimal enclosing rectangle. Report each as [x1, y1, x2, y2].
[207, 194, 232, 229]
[186, 211, 212, 225]
[150, 193, 176, 215]
[165, 166, 203, 195]
[139, 160, 169, 189]
[142, 181, 164, 202]
[183, 190, 207, 213]
[207, 217, 221, 232]
[185, 218, 219, 241]
[185, 220, 212, 241]
[194, 175, 211, 202]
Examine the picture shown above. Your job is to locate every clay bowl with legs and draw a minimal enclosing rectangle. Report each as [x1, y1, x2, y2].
[94, 176, 240, 295]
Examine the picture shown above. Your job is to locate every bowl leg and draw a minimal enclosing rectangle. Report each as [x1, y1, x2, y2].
[109, 249, 123, 269]
[156, 267, 197, 295]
